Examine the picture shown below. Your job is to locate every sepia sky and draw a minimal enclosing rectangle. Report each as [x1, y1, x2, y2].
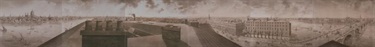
[0, 0, 374, 18]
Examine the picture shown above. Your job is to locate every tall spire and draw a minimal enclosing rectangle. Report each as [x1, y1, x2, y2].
[132, 13, 136, 20]
[30, 10, 34, 17]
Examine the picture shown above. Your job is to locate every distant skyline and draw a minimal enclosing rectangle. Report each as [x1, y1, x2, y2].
[0, 0, 374, 18]
[0, 0, 185, 17]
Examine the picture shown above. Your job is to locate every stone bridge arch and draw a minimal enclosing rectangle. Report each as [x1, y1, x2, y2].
[343, 35, 352, 45]
[340, 28, 363, 46]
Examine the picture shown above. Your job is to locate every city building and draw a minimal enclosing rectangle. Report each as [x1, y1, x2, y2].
[236, 21, 291, 39]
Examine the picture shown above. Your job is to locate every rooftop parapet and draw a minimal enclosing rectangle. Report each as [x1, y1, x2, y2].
[161, 25, 182, 47]
[80, 20, 127, 47]
[81, 20, 127, 35]
[162, 25, 181, 31]
[84, 21, 94, 31]
[105, 20, 114, 31]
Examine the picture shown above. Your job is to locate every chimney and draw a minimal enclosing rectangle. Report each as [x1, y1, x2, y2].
[85, 21, 93, 31]
[116, 21, 123, 31]
[106, 21, 113, 31]
[95, 21, 103, 31]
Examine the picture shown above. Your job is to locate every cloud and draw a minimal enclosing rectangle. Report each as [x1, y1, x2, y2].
[162, 0, 172, 5]
[146, 0, 157, 9]
[161, 0, 205, 13]
[0, 0, 373, 18]
[107, 0, 141, 8]
[0, 0, 33, 8]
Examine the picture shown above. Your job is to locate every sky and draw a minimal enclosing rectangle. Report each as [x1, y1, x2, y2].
[0, 0, 374, 18]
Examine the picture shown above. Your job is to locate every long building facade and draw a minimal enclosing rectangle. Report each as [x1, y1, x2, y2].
[236, 21, 291, 39]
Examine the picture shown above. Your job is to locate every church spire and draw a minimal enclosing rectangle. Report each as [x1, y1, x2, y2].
[30, 10, 34, 17]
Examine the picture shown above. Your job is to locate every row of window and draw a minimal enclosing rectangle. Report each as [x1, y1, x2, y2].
[245, 29, 289, 31]
[242, 32, 290, 36]
[246, 26, 290, 28]
[246, 24, 290, 27]
[244, 30, 289, 32]
[245, 27, 290, 31]
[245, 22, 290, 24]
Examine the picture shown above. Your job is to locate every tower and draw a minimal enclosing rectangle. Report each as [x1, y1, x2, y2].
[132, 14, 136, 21]
[30, 10, 34, 17]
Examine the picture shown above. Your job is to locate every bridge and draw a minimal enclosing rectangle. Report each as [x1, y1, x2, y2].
[207, 19, 373, 47]
[288, 20, 372, 47]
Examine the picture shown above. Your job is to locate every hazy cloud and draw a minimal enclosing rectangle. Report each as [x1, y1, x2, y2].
[0, 0, 33, 8]
[161, 0, 205, 13]
[45, 0, 64, 6]
[0, 0, 373, 18]
[106, 0, 141, 8]
[162, 0, 172, 5]
[146, 0, 157, 9]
